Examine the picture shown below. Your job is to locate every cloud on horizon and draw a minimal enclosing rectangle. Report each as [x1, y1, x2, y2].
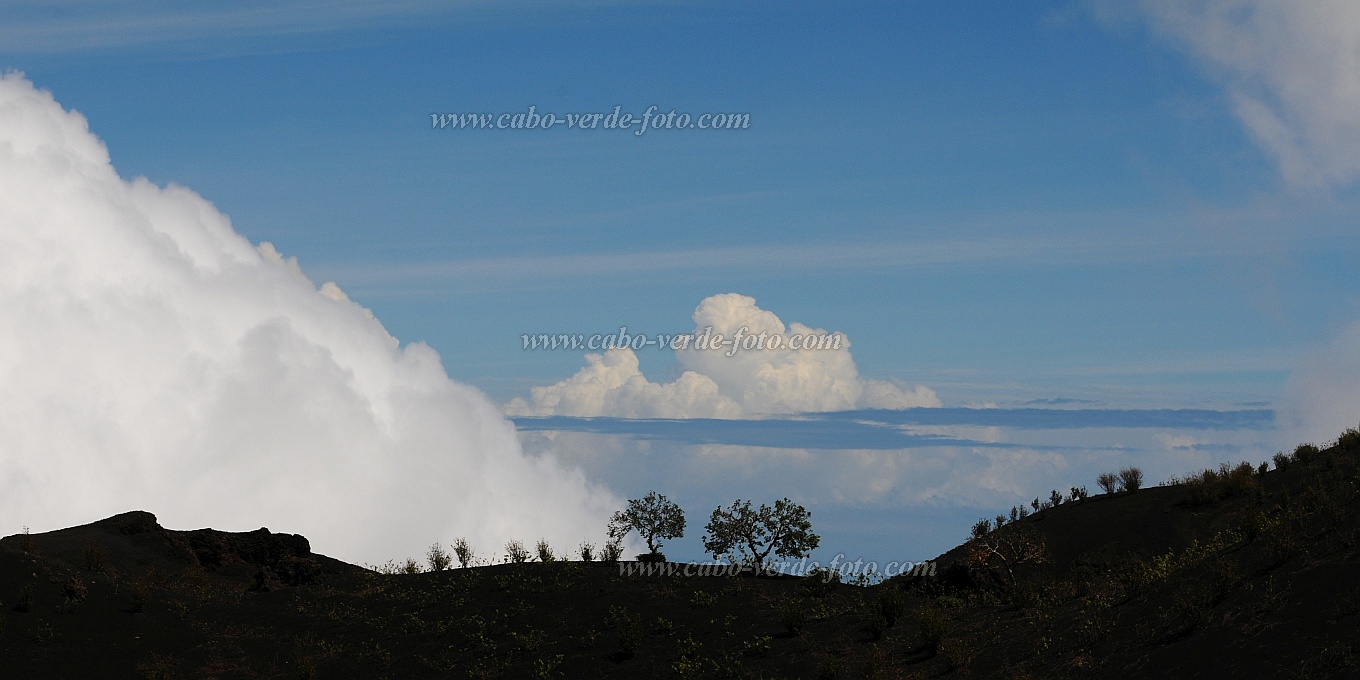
[506, 293, 940, 419]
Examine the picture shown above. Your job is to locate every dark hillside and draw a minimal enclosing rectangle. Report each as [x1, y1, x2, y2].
[2, 431, 1359, 678]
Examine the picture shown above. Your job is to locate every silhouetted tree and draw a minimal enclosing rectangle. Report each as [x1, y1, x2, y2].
[963, 523, 1046, 586]
[1118, 467, 1144, 492]
[608, 491, 686, 561]
[1097, 472, 1120, 495]
[702, 498, 819, 570]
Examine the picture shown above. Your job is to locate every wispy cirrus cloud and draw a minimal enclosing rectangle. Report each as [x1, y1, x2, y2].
[1128, 0, 1360, 189]
[309, 224, 1342, 297]
[0, 0, 649, 53]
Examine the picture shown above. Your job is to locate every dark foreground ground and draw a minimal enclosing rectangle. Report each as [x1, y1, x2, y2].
[3, 434, 1360, 679]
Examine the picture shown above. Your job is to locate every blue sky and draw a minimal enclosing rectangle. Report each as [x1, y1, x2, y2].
[6, 1, 1360, 564]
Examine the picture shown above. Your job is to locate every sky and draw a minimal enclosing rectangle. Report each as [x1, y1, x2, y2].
[2, 1, 1360, 567]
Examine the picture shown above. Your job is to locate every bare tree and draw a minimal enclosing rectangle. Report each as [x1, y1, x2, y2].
[1096, 472, 1120, 495]
[452, 537, 474, 568]
[426, 542, 451, 571]
[505, 540, 530, 564]
[1118, 467, 1144, 492]
[963, 522, 1046, 586]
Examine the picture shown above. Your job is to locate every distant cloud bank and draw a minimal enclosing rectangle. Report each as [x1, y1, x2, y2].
[513, 407, 1275, 450]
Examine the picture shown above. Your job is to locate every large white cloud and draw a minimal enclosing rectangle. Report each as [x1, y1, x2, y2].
[1135, 0, 1360, 188]
[0, 72, 618, 564]
[508, 293, 939, 418]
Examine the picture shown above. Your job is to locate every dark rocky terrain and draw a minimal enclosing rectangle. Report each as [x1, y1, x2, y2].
[3, 431, 1359, 678]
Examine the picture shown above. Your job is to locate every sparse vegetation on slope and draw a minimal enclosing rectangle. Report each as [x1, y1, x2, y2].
[3, 429, 1360, 677]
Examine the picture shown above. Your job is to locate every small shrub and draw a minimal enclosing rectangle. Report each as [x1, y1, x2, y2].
[970, 518, 991, 539]
[1185, 461, 1259, 506]
[610, 608, 643, 657]
[1294, 443, 1320, 467]
[82, 543, 107, 573]
[780, 601, 809, 635]
[802, 567, 840, 597]
[918, 605, 950, 654]
[600, 540, 623, 563]
[128, 583, 148, 613]
[136, 654, 179, 680]
[934, 594, 965, 608]
[672, 634, 709, 676]
[1272, 451, 1291, 472]
[1070, 486, 1089, 502]
[1030, 497, 1041, 512]
[605, 604, 633, 629]
[690, 590, 718, 609]
[850, 571, 879, 587]
[940, 636, 976, 674]
[17, 526, 35, 554]
[1049, 489, 1064, 507]
[865, 612, 889, 641]
[293, 654, 319, 680]
[578, 542, 596, 562]
[401, 557, 422, 574]
[815, 656, 842, 679]
[1257, 461, 1269, 477]
[860, 644, 891, 676]
[535, 539, 556, 563]
[875, 587, 908, 627]
[426, 543, 452, 571]
[1097, 472, 1119, 495]
[530, 654, 564, 679]
[453, 538, 474, 568]
[1118, 467, 1144, 492]
[741, 634, 772, 657]
[1338, 427, 1360, 450]
[63, 576, 87, 603]
[15, 584, 35, 612]
[33, 620, 54, 646]
[505, 541, 530, 564]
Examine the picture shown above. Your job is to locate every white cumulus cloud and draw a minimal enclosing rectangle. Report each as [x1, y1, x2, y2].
[508, 293, 939, 418]
[0, 72, 618, 564]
